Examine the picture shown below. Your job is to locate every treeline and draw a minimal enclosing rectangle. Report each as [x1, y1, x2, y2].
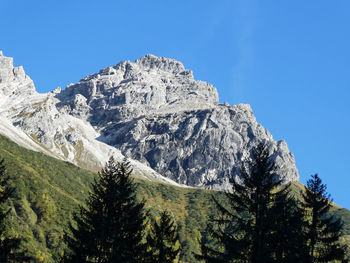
[197, 144, 348, 263]
[0, 144, 348, 262]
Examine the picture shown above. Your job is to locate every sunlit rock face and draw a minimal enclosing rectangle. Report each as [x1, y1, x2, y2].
[0, 52, 299, 189]
[0, 51, 37, 107]
[57, 54, 219, 124]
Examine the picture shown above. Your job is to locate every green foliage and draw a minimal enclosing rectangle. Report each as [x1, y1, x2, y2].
[198, 143, 291, 263]
[0, 159, 32, 262]
[269, 184, 307, 262]
[147, 210, 180, 263]
[0, 134, 349, 262]
[64, 157, 148, 263]
[0, 133, 224, 262]
[333, 208, 350, 236]
[0, 135, 94, 262]
[302, 174, 348, 262]
[136, 181, 226, 262]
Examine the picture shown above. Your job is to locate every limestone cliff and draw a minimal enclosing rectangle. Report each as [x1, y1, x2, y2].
[0, 52, 299, 189]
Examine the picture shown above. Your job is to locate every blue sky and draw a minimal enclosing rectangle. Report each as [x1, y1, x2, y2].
[1, 0, 349, 208]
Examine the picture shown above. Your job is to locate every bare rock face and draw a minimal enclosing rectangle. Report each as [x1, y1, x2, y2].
[100, 104, 298, 189]
[0, 52, 299, 189]
[0, 52, 182, 186]
[57, 54, 219, 125]
[0, 52, 37, 108]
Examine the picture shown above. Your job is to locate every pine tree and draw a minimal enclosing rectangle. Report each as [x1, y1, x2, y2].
[146, 210, 180, 263]
[0, 159, 31, 262]
[269, 183, 307, 262]
[198, 143, 285, 263]
[302, 174, 347, 263]
[64, 157, 148, 263]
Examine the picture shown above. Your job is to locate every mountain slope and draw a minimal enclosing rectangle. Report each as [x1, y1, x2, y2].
[0, 133, 223, 262]
[0, 134, 349, 262]
[0, 52, 184, 186]
[0, 51, 298, 189]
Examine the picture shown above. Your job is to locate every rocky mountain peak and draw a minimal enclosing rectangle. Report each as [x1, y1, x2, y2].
[135, 54, 186, 74]
[57, 55, 219, 125]
[0, 52, 299, 190]
[0, 51, 36, 107]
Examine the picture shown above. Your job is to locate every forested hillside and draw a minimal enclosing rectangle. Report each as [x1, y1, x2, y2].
[0, 134, 226, 262]
[0, 134, 348, 262]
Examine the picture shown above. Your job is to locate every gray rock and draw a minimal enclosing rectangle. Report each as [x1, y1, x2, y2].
[100, 104, 298, 189]
[0, 52, 36, 103]
[0, 52, 299, 189]
[57, 54, 219, 125]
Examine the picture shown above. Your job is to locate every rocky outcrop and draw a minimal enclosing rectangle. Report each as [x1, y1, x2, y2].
[0, 51, 299, 189]
[57, 54, 219, 125]
[0, 51, 37, 108]
[0, 52, 183, 186]
[100, 104, 298, 189]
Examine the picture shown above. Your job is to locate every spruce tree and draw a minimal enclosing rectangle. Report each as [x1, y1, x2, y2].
[0, 159, 31, 262]
[146, 210, 180, 263]
[64, 157, 148, 263]
[302, 174, 347, 263]
[269, 183, 307, 262]
[198, 143, 284, 263]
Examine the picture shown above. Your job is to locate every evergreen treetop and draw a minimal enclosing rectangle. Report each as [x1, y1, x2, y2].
[198, 143, 285, 263]
[147, 210, 180, 263]
[303, 174, 348, 263]
[64, 157, 148, 263]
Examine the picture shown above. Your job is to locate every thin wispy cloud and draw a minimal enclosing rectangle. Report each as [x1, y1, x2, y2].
[231, 0, 256, 103]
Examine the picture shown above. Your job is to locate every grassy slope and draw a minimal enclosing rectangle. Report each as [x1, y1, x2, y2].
[0, 134, 226, 262]
[0, 134, 94, 262]
[0, 134, 349, 262]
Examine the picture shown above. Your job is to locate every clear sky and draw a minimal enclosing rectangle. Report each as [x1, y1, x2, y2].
[1, 1, 349, 208]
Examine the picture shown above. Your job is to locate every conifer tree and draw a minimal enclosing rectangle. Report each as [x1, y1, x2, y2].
[198, 143, 284, 263]
[146, 210, 180, 263]
[302, 174, 347, 263]
[0, 159, 31, 263]
[64, 157, 148, 263]
[269, 183, 307, 262]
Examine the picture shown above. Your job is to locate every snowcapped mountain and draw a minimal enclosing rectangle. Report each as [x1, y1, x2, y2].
[0, 51, 299, 189]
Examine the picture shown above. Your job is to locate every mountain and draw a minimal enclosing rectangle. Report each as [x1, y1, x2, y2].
[0, 51, 298, 189]
[0, 51, 349, 262]
[0, 52, 180, 186]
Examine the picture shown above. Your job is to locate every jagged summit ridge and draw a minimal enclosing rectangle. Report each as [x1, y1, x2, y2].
[0, 51, 36, 107]
[0, 52, 299, 189]
[0, 51, 183, 186]
[135, 54, 186, 73]
[57, 54, 219, 125]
